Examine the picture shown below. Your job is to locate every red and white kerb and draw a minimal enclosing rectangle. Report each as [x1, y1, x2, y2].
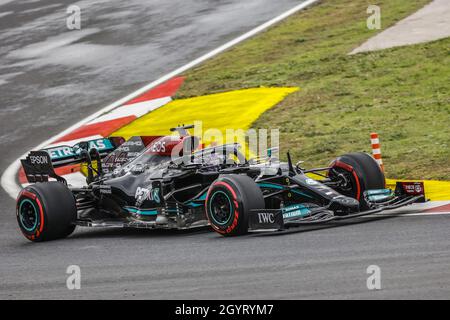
[370, 132, 384, 172]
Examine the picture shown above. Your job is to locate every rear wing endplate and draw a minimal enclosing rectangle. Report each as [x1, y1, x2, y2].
[20, 151, 65, 184]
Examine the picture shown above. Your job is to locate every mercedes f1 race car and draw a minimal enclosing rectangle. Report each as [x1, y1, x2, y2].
[16, 125, 426, 242]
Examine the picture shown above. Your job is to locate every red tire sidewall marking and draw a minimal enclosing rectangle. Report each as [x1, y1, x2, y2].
[330, 160, 361, 200]
[205, 180, 240, 234]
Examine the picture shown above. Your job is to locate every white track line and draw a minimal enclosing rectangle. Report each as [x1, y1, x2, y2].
[1, 0, 321, 199]
[400, 211, 450, 216]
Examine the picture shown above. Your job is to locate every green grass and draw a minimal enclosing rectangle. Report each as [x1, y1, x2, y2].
[177, 0, 450, 180]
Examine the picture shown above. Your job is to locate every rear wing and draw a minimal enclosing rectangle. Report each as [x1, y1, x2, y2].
[20, 137, 124, 184]
[20, 136, 161, 184]
[43, 137, 120, 167]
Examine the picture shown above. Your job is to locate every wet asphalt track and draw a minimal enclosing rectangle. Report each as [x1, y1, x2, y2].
[0, 0, 449, 299]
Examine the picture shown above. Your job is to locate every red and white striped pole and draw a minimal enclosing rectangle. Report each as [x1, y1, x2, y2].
[370, 132, 384, 172]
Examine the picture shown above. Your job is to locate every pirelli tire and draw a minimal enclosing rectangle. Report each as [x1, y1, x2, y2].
[205, 174, 264, 237]
[16, 182, 77, 242]
[329, 152, 386, 210]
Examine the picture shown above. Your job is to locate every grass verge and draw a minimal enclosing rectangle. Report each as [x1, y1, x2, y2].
[177, 0, 449, 180]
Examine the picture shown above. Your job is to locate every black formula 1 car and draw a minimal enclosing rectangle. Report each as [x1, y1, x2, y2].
[16, 125, 426, 242]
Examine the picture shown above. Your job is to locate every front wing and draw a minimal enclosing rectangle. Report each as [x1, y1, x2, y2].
[249, 194, 425, 232]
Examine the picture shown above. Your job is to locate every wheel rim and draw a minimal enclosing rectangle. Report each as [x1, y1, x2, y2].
[329, 168, 357, 196]
[209, 191, 233, 226]
[19, 199, 39, 232]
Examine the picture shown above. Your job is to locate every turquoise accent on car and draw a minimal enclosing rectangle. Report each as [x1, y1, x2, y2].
[185, 191, 208, 208]
[282, 204, 311, 219]
[47, 138, 115, 161]
[197, 192, 208, 201]
[124, 207, 158, 216]
[290, 189, 314, 199]
[257, 183, 313, 199]
[365, 189, 394, 202]
[185, 202, 203, 208]
[258, 183, 284, 190]
[19, 199, 39, 232]
[366, 189, 393, 196]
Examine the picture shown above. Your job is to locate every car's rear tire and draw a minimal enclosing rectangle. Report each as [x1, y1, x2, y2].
[205, 174, 264, 237]
[328, 152, 385, 210]
[16, 182, 77, 242]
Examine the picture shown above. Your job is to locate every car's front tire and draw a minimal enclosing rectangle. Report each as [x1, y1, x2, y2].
[328, 152, 385, 210]
[205, 175, 264, 237]
[16, 182, 77, 242]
